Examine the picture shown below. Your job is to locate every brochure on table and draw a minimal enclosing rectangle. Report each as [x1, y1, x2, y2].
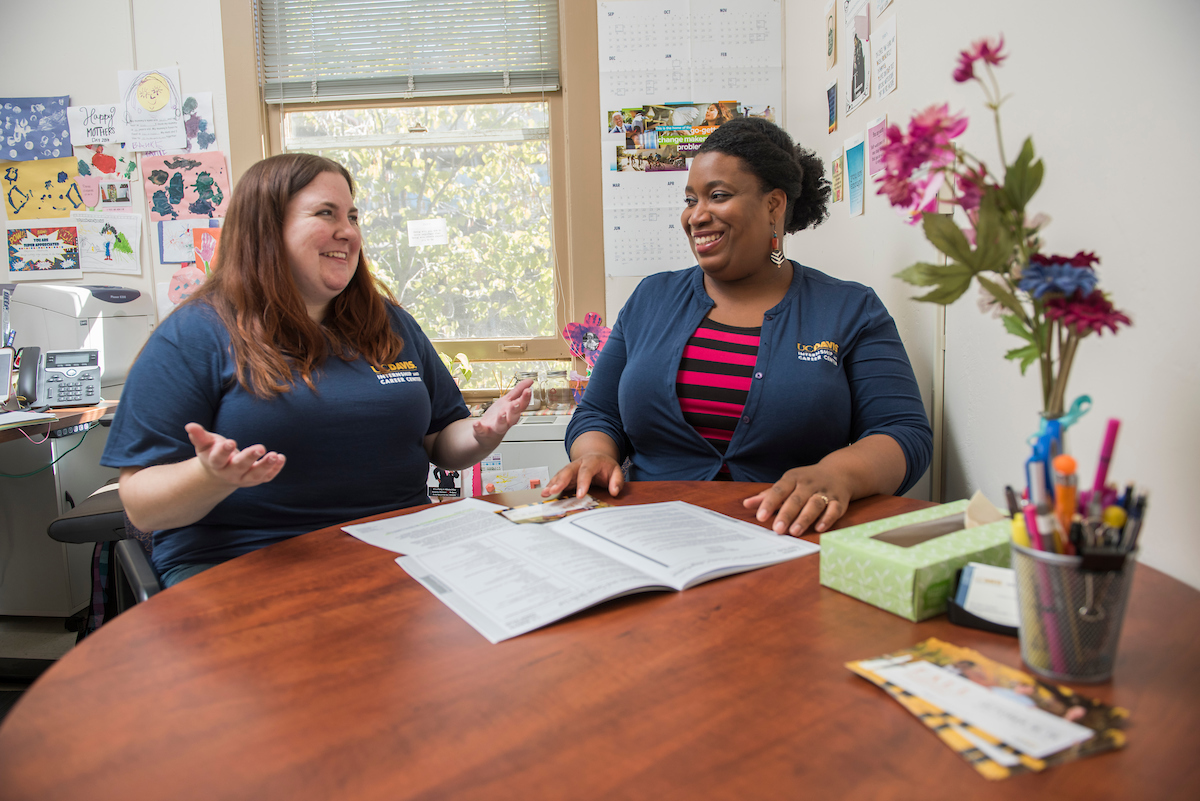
[344, 499, 819, 643]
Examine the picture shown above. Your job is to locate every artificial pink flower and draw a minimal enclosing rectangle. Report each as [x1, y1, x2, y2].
[956, 165, 987, 212]
[875, 104, 968, 222]
[1044, 290, 1131, 336]
[953, 35, 1008, 83]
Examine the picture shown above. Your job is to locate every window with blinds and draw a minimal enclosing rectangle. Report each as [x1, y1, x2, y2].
[258, 0, 561, 103]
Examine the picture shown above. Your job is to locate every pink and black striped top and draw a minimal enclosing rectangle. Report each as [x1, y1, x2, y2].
[676, 318, 762, 477]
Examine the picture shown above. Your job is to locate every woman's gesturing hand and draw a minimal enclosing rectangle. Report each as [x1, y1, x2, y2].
[472, 378, 534, 448]
[742, 464, 852, 537]
[186, 422, 286, 488]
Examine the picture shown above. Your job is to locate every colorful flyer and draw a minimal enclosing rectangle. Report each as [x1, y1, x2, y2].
[2, 157, 83, 221]
[6, 221, 81, 280]
[844, 133, 865, 217]
[848, 639, 1128, 781]
[867, 115, 888, 177]
[141, 152, 231, 221]
[72, 211, 141, 275]
[830, 149, 845, 203]
[0, 96, 71, 162]
[826, 78, 838, 134]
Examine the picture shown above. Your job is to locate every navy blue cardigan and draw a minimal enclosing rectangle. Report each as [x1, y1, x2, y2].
[566, 263, 933, 494]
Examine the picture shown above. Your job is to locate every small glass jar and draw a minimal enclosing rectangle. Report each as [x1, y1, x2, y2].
[515, 370, 542, 411]
[543, 369, 572, 410]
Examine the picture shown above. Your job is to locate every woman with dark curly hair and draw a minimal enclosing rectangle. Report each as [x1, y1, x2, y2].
[549, 118, 931, 536]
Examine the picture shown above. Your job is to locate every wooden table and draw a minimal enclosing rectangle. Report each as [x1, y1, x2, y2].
[0, 482, 1196, 800]
[0, 400, 117, 445]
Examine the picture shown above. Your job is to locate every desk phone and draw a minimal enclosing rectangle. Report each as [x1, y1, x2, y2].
[38, 349, 102, 408]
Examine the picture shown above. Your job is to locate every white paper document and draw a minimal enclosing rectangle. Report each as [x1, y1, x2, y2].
[388, 501, 818, 643]
[873, 661, 1093, 759]
[342, 498, 513, 556]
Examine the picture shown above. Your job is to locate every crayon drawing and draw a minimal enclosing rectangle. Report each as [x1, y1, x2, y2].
[73, 211, 141, 275]
[141, 152, 231, 222]
[7, 221, 82, 280]
[1, 96, 71, 161]
[3, 157, 84, 221]
[192, 226, 223, 274]
[118, 68, 186, 151]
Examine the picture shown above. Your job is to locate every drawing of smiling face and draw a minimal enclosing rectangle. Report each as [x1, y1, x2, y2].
[168, 263, 205, 304]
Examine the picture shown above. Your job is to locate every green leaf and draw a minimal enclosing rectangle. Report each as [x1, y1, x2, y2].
[1004, 344, 1041, 374]
[977, 275, 1024, 317]
[922, 212, 976, 266]
[1003, 137, 1044, 213]
[971, 190, 1016, 275]
[1002, 313, 1034, 342]
[893, 262, 946, 287]
[908, 262, 975, 304]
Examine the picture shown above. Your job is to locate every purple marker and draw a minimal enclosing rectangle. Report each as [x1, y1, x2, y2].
[1092, 418, 1120, 495]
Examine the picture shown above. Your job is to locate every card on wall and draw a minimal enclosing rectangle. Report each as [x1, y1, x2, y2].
[0, 96, 71, 161]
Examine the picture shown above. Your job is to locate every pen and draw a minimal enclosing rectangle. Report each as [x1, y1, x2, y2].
[1051, 454, 1077, 553]
[1023, 504, 1045, 552]
[1093, 418, 1121, 495]
[1004, 485, 1021, 517]
[1123, 493, 1148, 551]
[1029, 461, 1063, 554]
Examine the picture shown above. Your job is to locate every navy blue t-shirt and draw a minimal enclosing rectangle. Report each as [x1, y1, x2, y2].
[101, 301, 469, 575]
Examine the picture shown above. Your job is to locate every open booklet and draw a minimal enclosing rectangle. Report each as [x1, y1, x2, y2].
[343, 498, 819, 643]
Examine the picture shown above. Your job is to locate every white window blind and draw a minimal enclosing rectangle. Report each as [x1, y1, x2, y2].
[258, 0, 560, 103]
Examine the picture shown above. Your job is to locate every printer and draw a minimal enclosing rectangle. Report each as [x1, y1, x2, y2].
[3, 283, 156, 398]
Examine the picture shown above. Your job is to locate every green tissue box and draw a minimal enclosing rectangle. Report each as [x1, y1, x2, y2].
[819, 500, 1012, 622]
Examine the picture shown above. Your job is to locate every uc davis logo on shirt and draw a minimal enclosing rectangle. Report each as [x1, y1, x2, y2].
[371, 361, 423, 385]
[797, 340, 839, 366]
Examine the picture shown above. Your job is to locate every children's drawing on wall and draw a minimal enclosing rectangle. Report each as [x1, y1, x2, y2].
[141, 152, 230, 221]
[1, 96, 71, 162]
[72, 211, 141, 276]
[192, 226, 222, 274]
[118, 68, 186, 151]
[171, 93, 218, 153]
[74, 144, 139, 211]
[843, 0, 871, 117]
[167, 263, 205, 305]
[3, 157, 83, 221]
[158, 218, 220, 263]
[6, 221, 81, 280]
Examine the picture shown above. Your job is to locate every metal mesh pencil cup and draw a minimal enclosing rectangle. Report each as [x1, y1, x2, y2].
[1011, 543, 1137, 683]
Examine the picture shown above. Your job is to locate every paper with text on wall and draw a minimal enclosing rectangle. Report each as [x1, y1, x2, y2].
[396, 501, 819, 643]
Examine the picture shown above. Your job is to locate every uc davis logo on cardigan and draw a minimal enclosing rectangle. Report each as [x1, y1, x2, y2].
[371, 361, 423, 385]
[797, 340, 839, 366]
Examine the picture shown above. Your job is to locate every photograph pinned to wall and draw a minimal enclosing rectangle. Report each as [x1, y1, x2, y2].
[159, 218, 220, 263]
[192, 226, 223, 274]
[163, 92, 219, 154]
[72, 211, 141, 275]
[825, 0, 837, 70]
[827, 77, 838, 133]
[141, 152, 230, 221]
[2, 157, 83, 221]
[118, 67, 186, 152]
[844, 133, 865, 217]
[843, 0, 871, 117]
[67, 103, 129, 147]
[0, 96, 71, 162]
[6, 220, 81, 280]
[743, 105, 775, 123]
[831, 149, 845, 203]
[873, 14, 898, 100]
[867, 115, 888, 176]
[97, 178, 133, 209]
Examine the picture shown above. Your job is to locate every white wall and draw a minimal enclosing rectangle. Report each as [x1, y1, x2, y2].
[786, 0, 1200, 589]
[0, 0, 231, 314]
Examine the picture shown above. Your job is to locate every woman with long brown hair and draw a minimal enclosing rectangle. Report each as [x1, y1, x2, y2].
[103, 153, 530, 587]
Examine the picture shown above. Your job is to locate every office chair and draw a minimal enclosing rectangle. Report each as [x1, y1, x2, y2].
[47, 479, 161, 618]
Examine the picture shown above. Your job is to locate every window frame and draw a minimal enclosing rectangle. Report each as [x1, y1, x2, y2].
[219, 0, 603, 384]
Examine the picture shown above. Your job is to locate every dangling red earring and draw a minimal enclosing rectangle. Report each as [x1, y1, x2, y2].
[770, 226, 785, 266]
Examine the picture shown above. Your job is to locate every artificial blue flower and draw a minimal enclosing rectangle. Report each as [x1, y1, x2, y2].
[1018, 264, 1099, 299]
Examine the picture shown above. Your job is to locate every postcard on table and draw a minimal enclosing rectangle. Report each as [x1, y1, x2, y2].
[847, 638, 1127, 780]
